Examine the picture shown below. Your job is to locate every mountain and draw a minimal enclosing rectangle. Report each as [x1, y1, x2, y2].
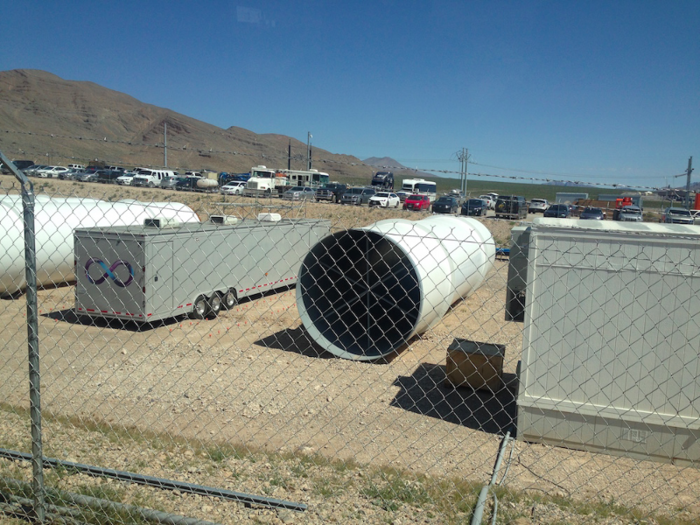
[363, 156, 436, 179]
[0, 69, 372, 179]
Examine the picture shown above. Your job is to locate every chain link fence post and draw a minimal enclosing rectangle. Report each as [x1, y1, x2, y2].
[0, 152, 45, 522]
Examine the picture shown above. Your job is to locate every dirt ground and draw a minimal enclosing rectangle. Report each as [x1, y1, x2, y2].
[0, 176, 698, 524]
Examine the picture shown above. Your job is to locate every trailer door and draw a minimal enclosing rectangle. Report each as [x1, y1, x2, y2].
[146, 240, 174, 316]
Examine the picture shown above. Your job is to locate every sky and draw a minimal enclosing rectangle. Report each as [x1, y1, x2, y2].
[2, 0, 699, 188]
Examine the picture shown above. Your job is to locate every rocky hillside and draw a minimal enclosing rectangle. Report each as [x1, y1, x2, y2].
[0, 69, 373, 180]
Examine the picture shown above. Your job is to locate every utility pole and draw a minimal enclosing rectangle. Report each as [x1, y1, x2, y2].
[164, 123, 168, 167]
[456, 148, 470, 195]
[287, 140, 291, 170]
[307, 132, 312, 170]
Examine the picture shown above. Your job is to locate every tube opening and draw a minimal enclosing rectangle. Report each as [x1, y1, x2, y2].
[299, 230, 420, 359]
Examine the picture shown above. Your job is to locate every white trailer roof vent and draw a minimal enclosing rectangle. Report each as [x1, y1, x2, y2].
[210, 215, 239, 225]
[144, 217, 181, 229]
[257, 213, 282, 222]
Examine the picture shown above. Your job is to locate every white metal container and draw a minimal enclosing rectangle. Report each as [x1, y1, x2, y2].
[0, 196, 199, 295]
[516, 218, 700, 464]
[297, 216, 495, 360]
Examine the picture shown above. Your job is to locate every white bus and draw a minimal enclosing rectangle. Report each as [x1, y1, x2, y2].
[401, 178, 437, 202]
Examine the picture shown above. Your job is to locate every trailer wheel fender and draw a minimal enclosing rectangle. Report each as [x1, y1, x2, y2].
[191, 295, 209, 319]
[222, 289, 237, 310]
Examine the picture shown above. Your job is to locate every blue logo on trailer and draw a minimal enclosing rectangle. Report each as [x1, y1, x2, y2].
[85, 258, 134, 287]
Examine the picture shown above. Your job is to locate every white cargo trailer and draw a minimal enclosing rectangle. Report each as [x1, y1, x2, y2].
[74, 217, 330, 322]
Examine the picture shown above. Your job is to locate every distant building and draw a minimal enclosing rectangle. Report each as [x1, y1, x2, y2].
[555, 192, 588, 204]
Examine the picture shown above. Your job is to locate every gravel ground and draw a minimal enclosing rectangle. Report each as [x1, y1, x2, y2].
[0, 178, 698, 524]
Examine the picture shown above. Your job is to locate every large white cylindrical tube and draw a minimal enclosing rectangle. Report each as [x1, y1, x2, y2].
[297, 216, 495, 360]
[0, 196, 199, 295]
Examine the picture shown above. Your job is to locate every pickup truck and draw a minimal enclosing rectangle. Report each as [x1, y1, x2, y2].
[315, 183, 347, 203]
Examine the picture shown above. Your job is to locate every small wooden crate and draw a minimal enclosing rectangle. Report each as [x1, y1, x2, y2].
[445, 339, 505, 391]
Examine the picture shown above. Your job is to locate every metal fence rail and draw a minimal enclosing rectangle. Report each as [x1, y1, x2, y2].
[0, 153, 698, 524]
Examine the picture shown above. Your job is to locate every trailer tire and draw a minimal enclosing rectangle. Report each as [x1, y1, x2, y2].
[222, 289, 237, 310]
[191, 295, 209, 319]
[208, 293, 222, 318]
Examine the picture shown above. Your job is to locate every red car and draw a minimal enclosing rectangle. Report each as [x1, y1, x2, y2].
[403, 194, 431, 211]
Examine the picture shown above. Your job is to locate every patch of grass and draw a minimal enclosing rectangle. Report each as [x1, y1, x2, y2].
[0, 402, 696, 525]
[205, 443, 249, 463]
[74, 482, 126, 503]
[313, 475, 346, 498]
[362, 474, 432, 511]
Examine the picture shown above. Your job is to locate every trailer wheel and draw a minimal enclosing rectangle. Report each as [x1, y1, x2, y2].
[208, 293, 222, 318]
[222, 289, 237, 310]
[191, 295, 208, 319]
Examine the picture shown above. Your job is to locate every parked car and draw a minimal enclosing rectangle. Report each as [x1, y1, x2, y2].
[432, 196, 460, 214]
[478, 195, 495, 210]
[579, 207, 605, 220]
[37, 166, 69, 178]
[81, 170, 102, 183]
[58, 168, 83, 180]
[283, 186, 316, 201]
[396, 191, 410, 203]
[1, 159, 35, 174]
[528, 198, 549, 213]
[175, 176, 204, 191]
[543, 204, 571, 218]
[340, 187, 376, 205]
[461, 198, 488, 216]
[368, 192, 400, 208]
[220, 181, 247, 195]
[116, 172, 136, 185]
[161, 175, 183, 189]
[97, 169, 125, 183]
[403, 194, 431, 211]
[662, 207, 693, 224]
[23, 165, 47, 176]
[617, 205, 643, 222]
[495, 195, 528, 219]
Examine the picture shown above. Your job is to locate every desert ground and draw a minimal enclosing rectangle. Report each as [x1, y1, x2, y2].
[0, 175, 698, 524]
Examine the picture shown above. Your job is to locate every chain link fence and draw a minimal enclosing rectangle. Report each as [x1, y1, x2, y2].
[0, 156, 698, 525]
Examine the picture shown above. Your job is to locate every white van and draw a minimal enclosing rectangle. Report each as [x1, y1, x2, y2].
[68, 164, 85, 170]
[131, 168, 176, 188]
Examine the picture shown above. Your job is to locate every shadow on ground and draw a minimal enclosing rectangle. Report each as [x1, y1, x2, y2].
[391, 363, 517, 435]
[42, 308, 182, 332]
[254, 326, 335, 359]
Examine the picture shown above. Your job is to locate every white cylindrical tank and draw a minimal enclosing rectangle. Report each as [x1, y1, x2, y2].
[296, 216, 495, 360]
[196, 178, 218, 190]
[0, 196, 200, 295]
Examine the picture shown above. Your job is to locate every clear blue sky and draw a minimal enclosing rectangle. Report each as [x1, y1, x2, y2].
[3, 0, 699, 188]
